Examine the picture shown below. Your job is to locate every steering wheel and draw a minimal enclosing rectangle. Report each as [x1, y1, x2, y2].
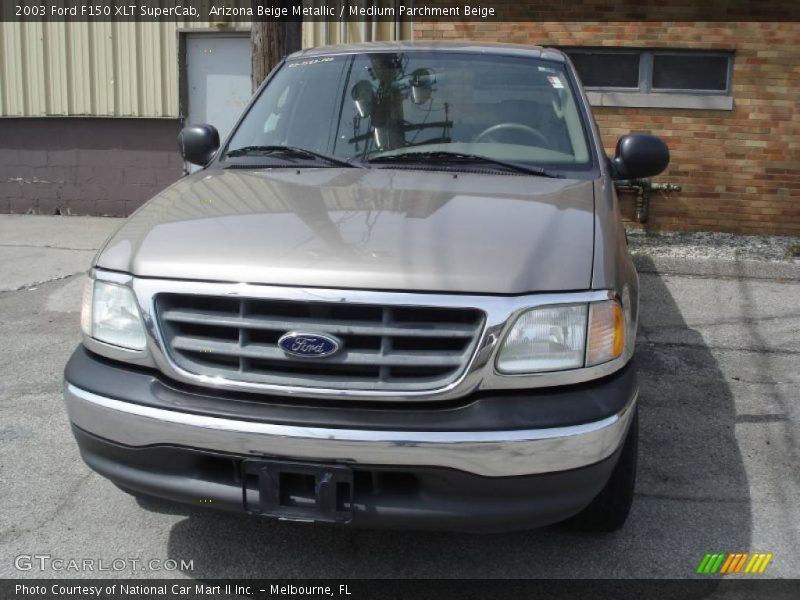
[474, 123, 549, 147]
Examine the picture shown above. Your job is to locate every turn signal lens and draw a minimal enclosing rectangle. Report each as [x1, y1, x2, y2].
[586, 300, 624, 367]
[80, 277, 94, 337]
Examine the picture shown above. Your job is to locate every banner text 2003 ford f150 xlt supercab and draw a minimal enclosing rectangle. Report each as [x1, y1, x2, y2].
[64, 42, 669, 532]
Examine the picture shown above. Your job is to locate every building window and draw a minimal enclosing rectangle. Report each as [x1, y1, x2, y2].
[563, 48, 734, 110]
[568, 51, 642, 90]
[651, 54, 730, 92]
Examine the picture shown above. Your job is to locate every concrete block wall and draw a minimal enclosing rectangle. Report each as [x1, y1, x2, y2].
[0, 118, 183, 217]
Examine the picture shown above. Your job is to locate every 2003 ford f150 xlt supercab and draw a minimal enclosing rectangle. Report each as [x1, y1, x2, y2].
[63, 42, 669, 532]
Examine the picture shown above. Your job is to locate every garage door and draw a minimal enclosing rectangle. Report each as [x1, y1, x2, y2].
[185, 33, 251, 167]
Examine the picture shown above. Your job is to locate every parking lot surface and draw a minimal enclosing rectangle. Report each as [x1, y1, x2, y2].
[1, 215, 798, 580]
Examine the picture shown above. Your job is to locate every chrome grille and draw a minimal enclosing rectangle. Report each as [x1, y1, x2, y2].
[155, 294, 485, 391]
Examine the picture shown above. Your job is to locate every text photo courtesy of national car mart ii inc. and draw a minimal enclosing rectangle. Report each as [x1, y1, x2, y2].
[14, 583, 355, 597]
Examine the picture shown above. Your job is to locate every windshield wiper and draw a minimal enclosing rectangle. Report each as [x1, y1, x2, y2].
[359, 151, 563, 178]
[225, 145, 361, 168]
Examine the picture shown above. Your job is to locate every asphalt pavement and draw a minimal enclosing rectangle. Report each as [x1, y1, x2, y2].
[0, 215, 798, 582]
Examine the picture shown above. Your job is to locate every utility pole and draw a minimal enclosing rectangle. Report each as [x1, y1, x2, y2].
[251, 6, 302, 91]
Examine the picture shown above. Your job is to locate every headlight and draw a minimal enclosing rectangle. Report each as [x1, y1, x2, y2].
[496, 299, 625, 374]
[80, 279, 147, 350]
[496, 304, 588, 373]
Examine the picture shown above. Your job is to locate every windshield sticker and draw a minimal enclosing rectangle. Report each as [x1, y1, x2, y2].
[288, 57, 335, 68]
[547, 75, 565, 89]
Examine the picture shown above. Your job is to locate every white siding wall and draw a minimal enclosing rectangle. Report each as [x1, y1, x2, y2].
[0, 20, 249, 117]
[0, 7, 408, 118]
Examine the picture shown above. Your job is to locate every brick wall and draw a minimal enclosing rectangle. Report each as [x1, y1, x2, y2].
[0, 118, 183, 217]
[413, 22, 800, 235]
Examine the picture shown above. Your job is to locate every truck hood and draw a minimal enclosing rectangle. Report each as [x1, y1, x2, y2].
[96, 168, 595, 294]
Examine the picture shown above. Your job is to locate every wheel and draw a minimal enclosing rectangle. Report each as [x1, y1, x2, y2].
[565, 407, 638, 532]
[473, 123, 549, 146]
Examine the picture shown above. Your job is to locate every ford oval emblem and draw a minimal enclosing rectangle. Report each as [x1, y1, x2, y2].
[278, 332, 341, 359]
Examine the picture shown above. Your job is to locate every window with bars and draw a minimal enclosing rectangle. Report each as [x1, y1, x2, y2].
[563, 48, 734, 110]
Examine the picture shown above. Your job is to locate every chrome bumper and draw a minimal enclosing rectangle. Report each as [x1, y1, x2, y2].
[64, 383, 637, 478]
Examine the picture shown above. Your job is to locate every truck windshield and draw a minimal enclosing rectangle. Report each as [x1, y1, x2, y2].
[225, 51, 592, 170]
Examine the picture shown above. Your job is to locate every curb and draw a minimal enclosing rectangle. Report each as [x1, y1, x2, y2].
[632, 255, 800, 281]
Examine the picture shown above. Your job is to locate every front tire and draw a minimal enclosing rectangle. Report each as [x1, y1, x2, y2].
[565, 407, 638, 532]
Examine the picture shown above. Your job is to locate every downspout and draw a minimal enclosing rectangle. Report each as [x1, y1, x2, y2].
[340, 3, 346, 43]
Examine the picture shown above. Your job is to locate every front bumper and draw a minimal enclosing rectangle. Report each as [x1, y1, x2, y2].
[64, 347, 638, 531]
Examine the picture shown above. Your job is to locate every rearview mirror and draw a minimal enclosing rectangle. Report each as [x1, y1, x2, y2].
[611, 133, 669, 180]
[178, 124, 220, 167]
[410, 68, 434, 105]
[351, 80, 375, 119]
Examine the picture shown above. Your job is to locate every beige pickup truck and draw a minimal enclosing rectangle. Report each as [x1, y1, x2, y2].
[64, 42, 669, 532]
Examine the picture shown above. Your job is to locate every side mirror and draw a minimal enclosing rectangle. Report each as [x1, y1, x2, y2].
[178, 124, 220, 167]
[611, 133, 669, 180]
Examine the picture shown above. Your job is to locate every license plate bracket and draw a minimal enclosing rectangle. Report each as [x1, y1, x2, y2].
[242, 459, 353, 524]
